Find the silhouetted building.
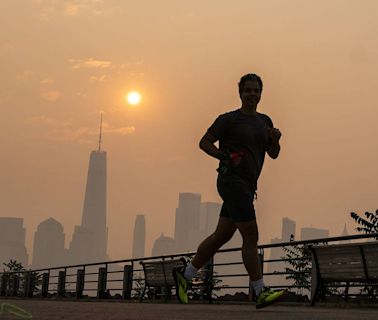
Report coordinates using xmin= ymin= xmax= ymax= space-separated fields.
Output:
xmin=340 ymin=223 xmax=351 ymax=243
xmin=199 ymin=202 xmax=222 ymax=238
xmin=151 ymin=233 xmax=176 ymax=256
xmin=68 ymin=117 xmax=108 ymax=264
xmin=266 ymin=217 xmax=296 ymax=286
xmin=281 ymin=217 xmax=296 ymax=242
xmin=0 ymin=217 xmax=28 ymax=267
xmin=32 ymin=218 xmax=66 ymax=268
xmin=132 ymin=215 xmax=146 ymax=259
xmin=300 ymin=227 xmax=329 ymax=241
xmin=174 ymin=193 xmax=201 ymax=252
xmin=267 ymin=237 xmax=283 ymax=274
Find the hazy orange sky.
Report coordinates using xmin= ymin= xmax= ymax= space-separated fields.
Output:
xmin=1 ymin=1 xmax=378 ymax=261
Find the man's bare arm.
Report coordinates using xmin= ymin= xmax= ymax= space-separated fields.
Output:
xmin=267 ymin=127 xmax=281 ymax=159
xmin=267 ymin=140 xmax=280 ymax=159
xmin=199 ymin=132 xmax=225 ymax=160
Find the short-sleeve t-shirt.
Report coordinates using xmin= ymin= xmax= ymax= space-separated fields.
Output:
xmin=207 ymin=109 xmax=274 ymax=190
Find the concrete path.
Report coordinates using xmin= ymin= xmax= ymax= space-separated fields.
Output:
xmin=0 ymin=299 xmax=377 ymax=320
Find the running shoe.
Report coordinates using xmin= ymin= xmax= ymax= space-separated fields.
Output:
xmin=256 ymin=287 xmax=285 ymax=309
xmin=173 ymin=267 xmax=189 ymax=304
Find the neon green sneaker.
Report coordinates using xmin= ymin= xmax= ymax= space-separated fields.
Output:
xmin=256 ymin=287 xmax=285 ymax=309
xmin=173 ymin=268 xmax=189 ymax=304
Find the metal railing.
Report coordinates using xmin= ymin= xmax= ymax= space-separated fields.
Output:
xmin=1 ymin=233 xmax=377 ymax=302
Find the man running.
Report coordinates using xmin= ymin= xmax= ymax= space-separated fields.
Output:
xmin=173 ymin=73 xmax=285 ymax=309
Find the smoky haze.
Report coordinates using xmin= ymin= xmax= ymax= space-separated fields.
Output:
xmin=0 ymin=1 xmax=377 ymax=262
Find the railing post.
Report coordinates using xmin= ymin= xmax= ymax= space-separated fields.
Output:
xmin=57 ymin=270 xmax=66 ymax=297
xmin=76 ymin=269 xmax=85 ymax=299
xmin=122 ymin=265 xmax=133 ymax=300
xmin=259 ymin=249 xmax=265 ymax=277
xmin=11 ymin=273 xmax=20 ymax=296
xmin=201 ymin=257 xmax=214 ymax=302
xmin=0 ymin=273 xmax=9 ymax=296
xmin=97 ymin=267 xmax=107 ymax=299
xmin=41 ymin=272 xmax=49 ymax=298
xmin=23 ymin=271 xmax=33 ymax=298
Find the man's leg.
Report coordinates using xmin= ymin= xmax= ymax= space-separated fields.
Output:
xmin=173 ymin=217 xmax=236 ymax=304
xmin=236 ymin=219 xmax=285 ymax=308
xmin=191 ymin=217 xmax=237 ymax=270
xmin=235 ymin=219 xmax=261 ymax=281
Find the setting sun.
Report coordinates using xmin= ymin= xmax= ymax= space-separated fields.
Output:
xmin=126 ymin=91 xmax=142 ymax=105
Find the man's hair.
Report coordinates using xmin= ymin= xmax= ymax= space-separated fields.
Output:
xmin=238 ymin=73 xmax=263 ymax=96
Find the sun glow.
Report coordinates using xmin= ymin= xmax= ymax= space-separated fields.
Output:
xmin=126 ymin=91 xmax=142 ymax=105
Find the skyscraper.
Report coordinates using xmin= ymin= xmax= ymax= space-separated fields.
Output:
xmin=267 ymin=237 xmax=284 ymax=267
xmin=267 ymin=217 xmax=296 ymax=282
xmin=200 ymin=202 xmax=222 ymax=238
xmin=341 ymin=223 xmax=349 ymax=237
xmin=0 ymin=217 xmax=28 ymax=267
xmin=132 ymin=215 xmax=146 ymax=259
xmin=151 ymin=233 xmax=176 ymax=257
xmin=174 ymin=192 xmax=201 ymax=252
xmin=68 ymin=116 xmax=108 ymax=264
xmin=340 ymin=223 xmax=351 ymax=244
xmin=281 ymin=217 xmax=296 ymax=242
xmin=32 ymin=218 xmax=66 ymax=268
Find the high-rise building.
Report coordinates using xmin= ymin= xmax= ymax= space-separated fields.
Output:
xmin=267 ymin=237 xmax=284 ymax=273
xmin=0 ymin=217 xmax=28 ymax=267
xmin=340 ymin=223 xmax=351 ymax=243
xmin=32 ymin=218 xmax=66 ymax=268
xmin=132 ymin=215 xmax=146 ymax=259
xmin=151 ymin=233 xmax=176 ymax=256
xmin=281 ymin=217 xmax=296 ymax=242
xmin=266 ymin=217 xmax=296 ymax=286
xmin=174 ymin=193 xmax=201 ymax=252
xmin=68 ymin=116 xmax=108 ymax=264
xmin=300 ymin=227 xmax=329 ymax=241
xmin=341 ymin=223 xmax=349 ymax=237
xmin=200 ymin=202 xmax=222 ymax=238
xmin=199 ymin=201 xmax=241 ymax=250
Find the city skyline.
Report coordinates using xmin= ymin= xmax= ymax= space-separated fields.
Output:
xmin=0 ymin=140 xmax=358 ymax=264
xmin=1 ymin=1 xmax=377 ymax=261
xmin=0 ymin=203 xmax=351 ymax=267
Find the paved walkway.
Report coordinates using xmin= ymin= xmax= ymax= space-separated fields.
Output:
xmin=0 ymin=299 xmax=377 ymax=320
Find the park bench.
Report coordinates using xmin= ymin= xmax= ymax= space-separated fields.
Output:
xmin=310 ymin=241 xmax=378 ymax=305
xmin=140 ymin=257 xmax=213 ymax=302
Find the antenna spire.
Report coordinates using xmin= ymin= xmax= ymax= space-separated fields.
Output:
xmin=98 ymin=113 xmax=103 ymax=152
